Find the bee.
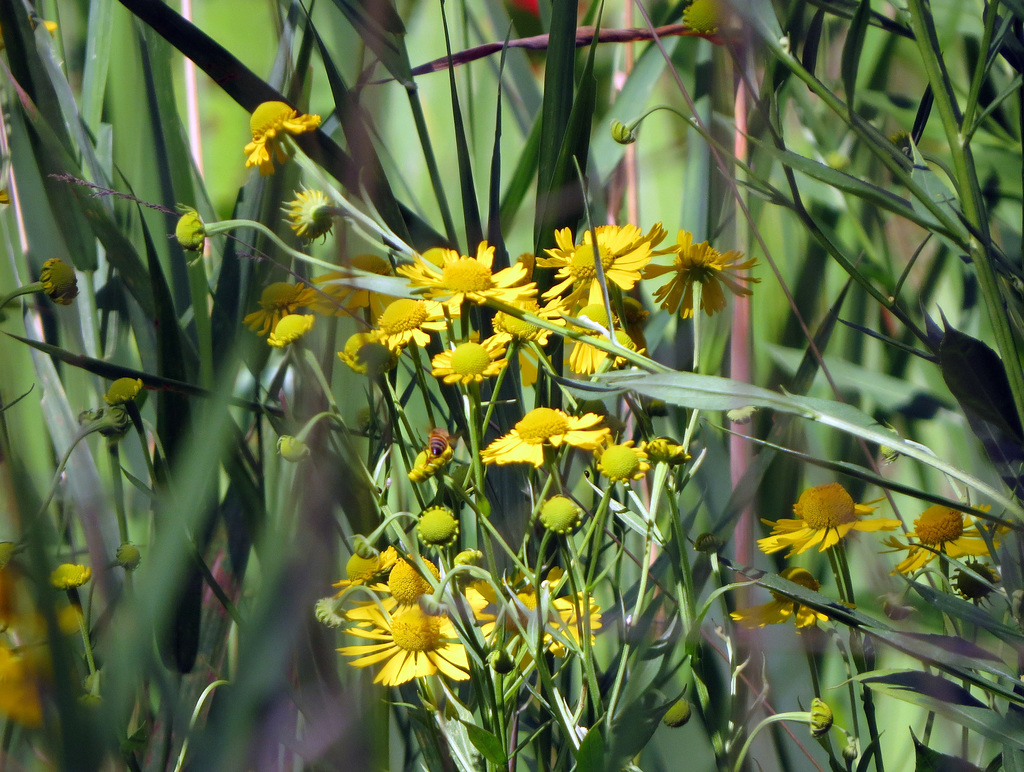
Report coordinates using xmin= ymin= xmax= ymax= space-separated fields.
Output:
xmin=427 ymin=428 xmax=453 ymax=457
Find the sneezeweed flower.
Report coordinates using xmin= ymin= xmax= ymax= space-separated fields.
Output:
xmin=430 ymin=337 xmax=507 ymax=385
xmin=337 ymin=331 xmax=397 ymax=377
xmin=244 ymin=101 xmax=322 ymax=175
xmin=465 ymin=569 xmax=602 ymax=657
xmin=374 ymin=298 xmax=448 ymax=350
xmin=338 ymin=603 xmax=470 ymax=685
xmin=882 ymin=504 xmax=998 ymax=575
xmin=757 ymin=483 xmax=899 ymax=557
xmin=243 ymin=282 xmax=318 ymax=336
xmin=115 ymin=543 xmax=142 ymax=571
xmin=596 ymin=441 xmax=650 ymax=483
xmin=567 ymin=304 xmax=642 ymax=374
xmin=332 ymin=546 xmax=398 ymax=594
xmin=284 ymin=189 xmax=334 ymax=241
xmin=953 ymin=560 xmax=999 ymax=601
xmin=314 ymin=254 xmax=396 ymax=318
xmin=539 ymin=496 xmax=583 ymax=535
xmin=643 ymin=437 xmax=690 ymax=466
xmin=418 ymin=506 xmax=459 ymax=548
xmin=810 ymin=698 xmax=834 ymax=738
xmin=40 ymin=258 xmax=79 ymax=305
xmin=682 ymin=0 xmax=721 ymax=34
xmin=644 ymin=230 xmax=759 ymax=318
xmin=175 ymin=206 xmax=205 ymax=252
xmin=729 ymin=567 xmax=830 ymax=629
xmin=267 ymin=314 xmax=315 ymax=348
xmin=538 ymin=223 xmax=665 ymax=308
xmin=491 ymin=297 xmax=565 ymax=347
xmin=50 ymin=563 xmax=92 ymax=590
xmin=277 ymin=435 xmax=310 ymax=462
xmin=621 ymin=296 xmax=649 ymax=350
xmin=388 ymin=557 xmax=441 ymax=606
xmin=397 ymin=241 xmax=535 ymax=307
xmin=408 ymin=444 xmax=454 ymax=483
xmin=481 ymin=407 xmax=609 ymax=467
xmin=104 ymin=377 xmax=142 ymax=406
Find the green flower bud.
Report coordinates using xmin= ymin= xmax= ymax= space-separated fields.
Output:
xmin=810 ymin=698 xmax=833 ymax=738
xmin=418 ymin=506 xmax=459 ymax=547
xmin=352 ymin=536 xmax=376 ymax=560
xmin=662 ymin=699 xmax=692 ymax=728
xmin=277 ymin=435 xmax=310 ymax=462
xmin=175 ymin=206 xmax=206 ymax=252
xmin=314 ymin=596 xmax=346 ymax=627
xmin=454 ymin=549 xmax=483 ymax=567
xmin=40 ymin=258 xmax=79 ymax=305
xmin=693 ymin=532 xmax=723 ymax=553
xmin=488 ymin=649 xmax=515 ymax=674
xmin=115 ymin=542 xmax=142 ymax=571
xmin=610 ymin=119 xmax=637 ymax=145
xmin=539 ymin=496 xmax=583 ymax=535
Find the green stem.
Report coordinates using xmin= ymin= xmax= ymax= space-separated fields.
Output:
xmin=108 ymin=442 xmax=129 ymax=543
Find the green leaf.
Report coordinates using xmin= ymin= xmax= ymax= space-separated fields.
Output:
xmin=463 ymin=723 xmax=507 ymax=767
xmin=801 ymin=9 xmax=826 ymax=76
xmin=912 ymin=729 xmax=985 ymax=772
xmin=909 ymin=583 xmax=1024 ymax=648
xmin=575 ymin=726 xmax=605 ymax=772
xmin=840 ymin=0 xmax=872 ymax=109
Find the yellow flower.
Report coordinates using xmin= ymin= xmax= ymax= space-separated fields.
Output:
xmin=244 ymin=101 xmax=321 ymax=175
xmin=431 ymin=337 xmax=507 ymax=385
xmin=0 ymin=645 xmax=43 ymax=727
xmin=566 ymin=304 xmax=643 ymax=375
xmin=284 ymin=189 xmax=334 ymax=241
xmin=313 ymin=254 xmax=396 ymax=318
xmin=338 ymin=604 xmax=469 ymax=685
xmin=40 ymin=258 xmax=78 ymax=305
xmin=375 ymin=297 xmax=449 ymax=350
xmin=642 ymin=437 xmax=690 ymax=466
xmin=332 ymin=546 xmax=398 ymax=595
xmin=398 ymin=241 xmax=536 ymax=307
xmin=596 ymin=441 xmax=650 ymax=482
xmin=882 ymin=504 xmax=999 ymax=575
xmin=491 ymin=297 xmax=565 ymax=347
xmin=104 ymin=377 xmax=143 ymax=406
xmin=418 ymin=506 xmax=459 ymax=547
xmin=682 ymin=0 xmax=721 ymax=34
xmin=243 ymin=282 xmax=318 ymax=336
xmin=757 ymin=483 xmax=899 ymax=557
xmin=465 ymin=569 xmax=602 ymax=658
xmin=538 ymin=223 xmax=664 ymax=309
xmin=729 ymin=567 xmax=830 ymax=629
xmin=644 ymin=230 xmax=759 ymax=318
xmin=337 ymin=331 xmax=397 ymax=376
xmin=386 ymin=557 xmax=441 ymax=606
xmin=50 ymin=563 xmax=92 ymax=590
xmin=0 ymin=20 xmax=58 ymax=52
xmin=481 ymin=408 xmax=610 ymax=467
xmin=267 ymin=314 xmax=315 ymax=348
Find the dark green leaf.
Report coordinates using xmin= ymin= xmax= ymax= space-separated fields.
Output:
xmin=463 ymin=723 xmax=507 ymax=767
xmin=575 ymin=726 xmax=605 ymax=772
xmin=840 ymin=0 xmax=871 ymax=108
xmin=802 ymin=9 xmax=827 ymax=77
xmin=912 ymin=730 xmax=984 ymax=772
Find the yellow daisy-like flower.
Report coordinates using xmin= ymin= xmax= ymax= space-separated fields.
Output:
xmin=465 ymin=569 xmax=602 ymax=658
xmin=337 ymin=331 xmax=397 ymax=376
xmin=481 ymin=408 xmax=610 ymax=467
xmin=375 ymin=297 xmax=449 ymax=350
xmin=244 ymin=101 xmax=321 ymax=175
xmin=430 ymin=337 xmax=507 ymax=385
xmin=730 ymin=567 xmax=830 ymax=629
xmin=882 ymin=504 xmax=999 ymax=575
xmin=50 ymin=563 xmax=91 ymax=590
xmin=104 ymin=377 xmax=143 ymax=405
xmin=284 ymin=189 xmax=334 ymax=241
xmin=538 ymin=223 xmax=665 ymax=309
xmin=644 ymin=230 xmax=759 ymax=319
xmin=398 ymin=241 xmax=536 ymax=307
xmin=332 ymin=546 xmax=398 ymax=595
xmin=642 ymin=437 xmax=690 ymax=466
xmin=758 ymin=483 xmax=900 ymax=557
xmin=314 ymin=254 xmax=396 ymax=318
xmin=243 ymin=282 xmax=319 ymax=336
xmin=267 ymin=314 xmax=315 ymax=348
xmin=338 ymin=604 xmax=470 ymax=685
xmin=596 ymin=441 xmax=650 ymax=482
xmin=566 ymin=304 xmax=643 ymax=375
xmin=491 ymin=297 xmax=565 ymax=347
xmin=40 ymin=258 xmax=78 ymax=305
xmin=387 ymin=557 xmax=441 ymax=606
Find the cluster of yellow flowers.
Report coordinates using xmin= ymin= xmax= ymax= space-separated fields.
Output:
xmin=732 ymin=482 xmax=1004 ymax=629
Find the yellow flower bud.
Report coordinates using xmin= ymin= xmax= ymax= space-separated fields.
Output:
xmin=51 ymin=563 xmax=92 ymax=589
xmin=104 ymin=377 xmax=143 ymax=406
xmin=175 ymin=206 xmax=206 ymax=252
xmin=610 ymin=119 xmax=637 ymax=145
xmin=40 ymin=258 xmax=78 ymax=305
xmin=277 ymin=435 xmax=310 ymax=462
xmin=810 ymin=698 xmax=833 ymax=738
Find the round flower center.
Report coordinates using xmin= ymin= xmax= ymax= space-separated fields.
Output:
xmin=250 ymin=101 xmax=293 ymax=135
xmin=450 ymin=342 xmax=491 ymax=377
xmin=495 ymin=311 xmax=540 ymax=340
xmin=419 ymin=507 xmax=459 ymax=546
xmin=441 ymin=259 xmax=493 ymax=292
xmin=390 ymin=607 xmax=443 ymax=652
xmin=379 ymin=299 xmax=428 ymax=334
xmin=795 ymin=483 xmax=857 ymax=529
xmin=578 ymin=304 xmax=611 ymax=328
xmin=388 ymin=558 xmax=440 ymax=605
xmin=914 ymin=506 xmax=965 ymax=545
xmin=261 ymin=282 xmax=302 ymax=309
xmin=569 ymin=245 xmax=615 ymax=282
xmin=769 ymin=566 xmax=820 ymax=603
xmin=599 ymin=444 xmax=641 ymax=480
xmin=683 ymin=0 xmax=720 ymax=34
xmin=540 ymin=496 xmax=583 ymax=534
xmin=515 ymin=408 xmax=570 ymax=442
xmin=676 ymin=244 xmax=720 ymax=284
xmin=346 ymin=552 xmax=380 ymax=582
